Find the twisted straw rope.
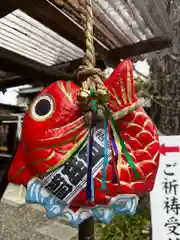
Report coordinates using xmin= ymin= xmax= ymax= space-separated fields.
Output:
xmin=79 ymin=0 xmax=95 ymax=68
xmin=77 ymin=0 xmax=108 ymax=123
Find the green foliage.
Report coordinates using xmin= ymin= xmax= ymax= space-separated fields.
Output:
xmin=96 ymin=212 xmax=150 ymax=240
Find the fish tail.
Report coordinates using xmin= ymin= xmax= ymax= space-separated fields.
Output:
xmin=8 ymin=141 xmax=32 ymax=186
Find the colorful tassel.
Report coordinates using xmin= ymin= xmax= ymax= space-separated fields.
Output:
xmin=101 ymin=113 xmax=108 ymax=190
xmin=111 ymin=133 xmax=119 ymax=183
xmin=105 ymin=105 xmax=140 ymax=179
xmin=86 ymin=125 xmax=94 ymax=201
xmin=109 ymin=125 xmax=122 ymax=189
xmin=86 ymin=89 xmax=97 ymax=201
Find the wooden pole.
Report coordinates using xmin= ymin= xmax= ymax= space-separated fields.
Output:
xmin=78 ymin=217 xmax=95 ymax=240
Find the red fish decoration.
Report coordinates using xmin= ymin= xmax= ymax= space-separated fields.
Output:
xmin=8 ymin=59 xmax=160 ymax=210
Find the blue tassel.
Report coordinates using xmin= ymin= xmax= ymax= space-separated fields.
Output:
xmin=86 ymin=96 xmax=96 ymax=201
xmin=86 ymin=126 xmax=94 ymax=201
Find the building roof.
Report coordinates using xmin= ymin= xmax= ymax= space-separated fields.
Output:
xmin=0 ymin=0 xmax=174 ymax=89
xmin=0 ymin=9 xmax=84 ymax=66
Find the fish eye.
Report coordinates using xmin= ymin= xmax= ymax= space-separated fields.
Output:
xmin=30 ymin=95 xmax=55 ymax=121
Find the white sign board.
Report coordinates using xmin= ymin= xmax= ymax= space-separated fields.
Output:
xmin=151 ymin=136 xmax=180 ymax=240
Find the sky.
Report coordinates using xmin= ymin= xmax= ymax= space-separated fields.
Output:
xmin=0 ymin=85 xmax=31 ymax=106
xmin=0 ymin=60 xmax=150 ymax=106
xmin=134 ymin=59 xmax=150 ymax=77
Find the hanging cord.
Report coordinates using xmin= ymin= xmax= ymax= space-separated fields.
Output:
xmin=77 ymin=0 xmax=110 ymax=200
xmin=76 ymin=0 xmax=140 ymax=200
xmin=77 ymin=0 xmax=108 ymax=124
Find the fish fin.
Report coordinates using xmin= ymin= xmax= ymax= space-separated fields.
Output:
xmin=105 ymin=59 xmax=137 ymax=113
xmin=8 ymin=140 xmax=32 ymax=186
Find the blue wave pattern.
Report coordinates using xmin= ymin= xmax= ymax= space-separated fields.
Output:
xmin=26 ymin=178 xmax=139 ymax=228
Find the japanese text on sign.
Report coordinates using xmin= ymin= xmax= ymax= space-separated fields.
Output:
xmin=163 ymin=163 xmax=180 ymax=238
xmin=42 ymin=122 xmax=111 ymax=205
xmin=151 ymin=136 xmax=180 ymax=240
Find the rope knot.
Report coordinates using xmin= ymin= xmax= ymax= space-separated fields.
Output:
xmin=77 ymin=65 xmax=109 ymax=124
xmin=77 ymin=65 xmax=108 ymax=103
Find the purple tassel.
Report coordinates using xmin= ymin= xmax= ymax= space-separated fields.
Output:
xmin=111 ymin=134 xmax=118 ymax=184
